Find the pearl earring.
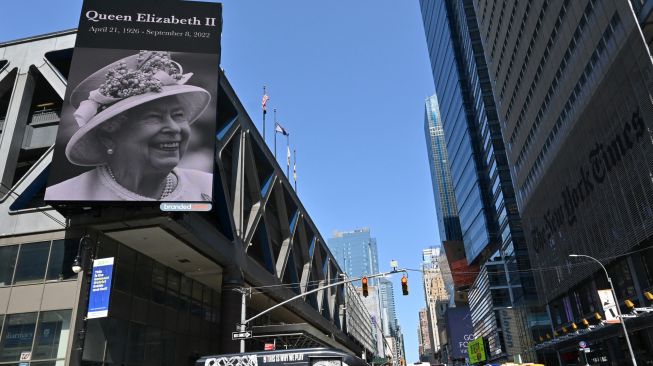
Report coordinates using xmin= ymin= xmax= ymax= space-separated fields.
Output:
xmin=107 ymin=148 xmax=114 ymax=155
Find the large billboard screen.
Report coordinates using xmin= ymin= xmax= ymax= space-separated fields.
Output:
xmin=45 ymin=0 xmax=221 ymax=203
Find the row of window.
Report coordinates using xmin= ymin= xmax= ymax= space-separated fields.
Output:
xmin=514 ymin=0 xmax=598 ymax=169
xmin=520 ymin=13 xmax=621 ymax=200
xmin=488 ymin=1 xmax=531 ymax=79
xmin=508 ymin=0 xmax=573 ymax=147
xmin=0 ymin=310 xmax=71 ymax=364
xmin=499 ymin=0 xmax=550 ymax=107
xmin=488 ymin=0 xmax=511 ymax=63
xmin=495 ymin=1 xmax=532 ymax=90
xmin=0 ymin=240 xmax=77 ymax=287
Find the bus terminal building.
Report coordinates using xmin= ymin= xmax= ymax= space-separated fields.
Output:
xmin=0 ymin=30 xmax=378 ymax=366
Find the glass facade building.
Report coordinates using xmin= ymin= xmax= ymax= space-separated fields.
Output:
xmin=328 ymin=228 xmax=379 ymax=281
xmin=420 ymin=0 xmax=538 ymax=360
xmin=424 ymin=95 xmax=462 ymax=242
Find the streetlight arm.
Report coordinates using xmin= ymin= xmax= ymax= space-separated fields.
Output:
xmin=569 ymin=253 xmax=638 ymax=366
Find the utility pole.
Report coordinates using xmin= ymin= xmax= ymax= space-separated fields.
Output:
xmin=234 ymin=287 xmax=251 ymax=352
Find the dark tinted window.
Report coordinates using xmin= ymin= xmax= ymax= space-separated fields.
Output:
xmin=0 ymin=245 xmax=18 ymax=286
xmin=46 ymin=239 xmax=77 ymax=281
xmin=32 ymin=310 xmax=71 ymax=360
xmin=0 ymin=312 xmax=38 ymax=362
xmin=151 ymin=263 xmax=166 ymax=305
xmin=14 ymin=242 xmax=50 ymax=285
xmin=133 ymin=254 xmax=152 ymax=300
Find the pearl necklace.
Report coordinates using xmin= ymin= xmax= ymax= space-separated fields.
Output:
xmin=105 ymin=165 xmax=175 ymax=199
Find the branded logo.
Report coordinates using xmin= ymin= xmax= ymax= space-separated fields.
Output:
xmin=530 ymin=108 xmax=647 ymax=253
xmin=160 ymin=202 xmax=212 ymax=212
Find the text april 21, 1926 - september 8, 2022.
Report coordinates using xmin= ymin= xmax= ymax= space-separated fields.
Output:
xmin=88 ymin=25 xmax=211 ymax=39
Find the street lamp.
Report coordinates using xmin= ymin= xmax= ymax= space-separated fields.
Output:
xmin=569 ymin=254 xmax=638 ymax=366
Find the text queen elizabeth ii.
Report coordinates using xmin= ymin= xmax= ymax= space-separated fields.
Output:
xmin=45 ymin=51 xmax=213 ymax=202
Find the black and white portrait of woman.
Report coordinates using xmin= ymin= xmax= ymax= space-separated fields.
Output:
xmin=45 ymin=49 xmax=218 ymax=202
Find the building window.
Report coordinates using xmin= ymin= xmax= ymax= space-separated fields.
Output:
xmin=45 ymin=240 xmax=77 ymax=282
xmin=13 ymin=242 xmax=50 ymax=285
xmin=0 ymin=245 xmax=18 ymax=286
xmin=31 ymin=310 xmax=71 ymax=361
xmin=0 ymin=310 xmax=71 ymax=364
xmin=0 ymin=312 xmax=39 ymax=362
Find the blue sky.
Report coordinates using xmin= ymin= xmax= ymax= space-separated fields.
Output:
xmin=1 ymin=1 xmax=438 ymax=362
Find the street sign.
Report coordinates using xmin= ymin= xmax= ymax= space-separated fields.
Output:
xmin=578 ymin=341 xmax=587 ymax=349
xmin=232 ymin=331 xmax=253 ymax=340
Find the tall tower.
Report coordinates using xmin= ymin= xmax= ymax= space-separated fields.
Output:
xmin=328 ymin=228 xmax=379 ymax=280
xmin=419 ymin=0 xmax=536 ymax=360
xmin=475 ymin=0 xmax=653 ymax=363
xmin=424 ymin=95 xmax=462 ymax=242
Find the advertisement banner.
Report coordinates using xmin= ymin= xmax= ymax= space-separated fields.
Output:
xmin=467 ymin=337 xmax=487 ymax=364
xmin=45 ymin=0 xmax=222 ymax=203
xmin=87 ymin=257 xmax=114 ymax=319
xmin=445 ymin=306 xmax=474 ymax=359
xmin=597 ymin=289 xmax=620 ymax=323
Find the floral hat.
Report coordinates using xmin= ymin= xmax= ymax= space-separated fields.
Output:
xmin=65 ymin=50 xmax=211 ymax=166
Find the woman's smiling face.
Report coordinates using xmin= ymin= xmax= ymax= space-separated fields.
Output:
xmin=109 ymin=95 xmax=191 ymax=174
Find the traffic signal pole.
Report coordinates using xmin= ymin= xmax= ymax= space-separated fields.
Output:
xmin=237 ymin=268 xmax=408 ymax=362
xmin=242 ymin=269 xmax=406 ymax=326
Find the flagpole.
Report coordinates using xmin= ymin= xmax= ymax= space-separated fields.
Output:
xmin=262 ymin=85 xmax=267 ymax=143
xmin=274 ymin=109 xmax=277 ymax=159
xmin=286 ymin=134 xmax=290 ymax=178
xmin=294 ymin=149 xmax=297 ymax=192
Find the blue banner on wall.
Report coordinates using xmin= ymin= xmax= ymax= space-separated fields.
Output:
xmin=87 ymin=257 xmax=114 ymax=319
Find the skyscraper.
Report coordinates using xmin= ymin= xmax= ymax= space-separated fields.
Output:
xmin=328 ymin=228 xmax=379 ymax=280
xmin=328 ymin=228 xmax=402 ymax=357
xmin=476 ymin=0 xmax=653 ymax=363
xmin=420 ymin=0 xmax=537 ymax=360
xmin=421 ymin=247 xmax=452 ymax=362
xmin=417 ymin=308 xmax=432 ymax=362
xmin=378 ymin=278 xmax=398 ymax=334
xmin=424 ymin=95 xmax=462 ymax=242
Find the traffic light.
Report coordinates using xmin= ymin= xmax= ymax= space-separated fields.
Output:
xmin=401 ymin=275 xmax=408 ymax=295
xmin=362 ymin=276 xmax=369 ymax=297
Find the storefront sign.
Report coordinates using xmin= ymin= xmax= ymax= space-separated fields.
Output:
xmin=87 ymin=257 xmax=114 ymax=319
xmin=45 ymin=0 xmax=222 ymax=204
xmin=467 ymin=337 xmax=487 ymax=364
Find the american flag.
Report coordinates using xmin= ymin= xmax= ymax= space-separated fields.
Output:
xmin=262 ymin=94 xmax=270 ymax=114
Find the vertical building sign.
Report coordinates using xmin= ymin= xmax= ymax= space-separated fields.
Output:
xmin=597 ymin=289 xmax=620 ymax=323
xmin=87 ymin=257 xmax=114 ymax=319
xmin=45 ymin=0 xmax=222 ymax=204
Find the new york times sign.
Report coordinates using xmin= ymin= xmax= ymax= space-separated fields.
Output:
xmin=530 ymin=109 xmax=647 ymax=254
xmin=45 ymin=0 xmax=221 ymax=204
